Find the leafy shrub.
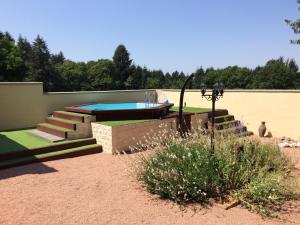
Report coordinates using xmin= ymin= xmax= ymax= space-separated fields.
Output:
xmin=137 ymin=135 xmax=297 ymax=216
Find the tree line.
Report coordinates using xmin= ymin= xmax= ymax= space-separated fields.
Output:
xmin=0 ymin=31 xmax=299 ymax=91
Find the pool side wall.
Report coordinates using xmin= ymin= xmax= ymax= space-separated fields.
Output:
xmin=65 ymin=103 xmax=173 ymax=121
xmin=91 ymin=118 xmax=178 ymax=154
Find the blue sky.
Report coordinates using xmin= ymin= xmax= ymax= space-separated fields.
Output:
xmin=0 ymin=0 xmax=299 ymax=73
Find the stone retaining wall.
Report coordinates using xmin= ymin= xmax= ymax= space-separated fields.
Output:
xmin=91 ymin=118 xmax=177 ymax=154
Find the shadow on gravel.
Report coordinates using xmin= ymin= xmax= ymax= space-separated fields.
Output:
xmin=0 ymin=163 xmax=57 ymax=180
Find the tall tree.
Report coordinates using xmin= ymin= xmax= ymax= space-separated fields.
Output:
xmin=51 ymin=51 xmax=65 ymax=65
xmin=192 ymin=67 xmax=205 ymax=89
xmin=0 ymin=32 xmax=26 ymax=81
xmin=31 ymin=35 xmax=53 ymax=91
xmin=17 ymin=36 xmax=33 ymax=79
xmin=112 ymin=44 xmax=132 ymax=88
xmin=285 ymin=0 xmax=300 ymax=44
xmin=126 ymin=65 xmax=145 ymax=89
xmin=56 ymin=60 xmax=88 ymax=91
xmin=252 ymin=58 xmax=298 ymax=89
xmin=286 ymin=58 xmax=299 ymax=73
xmin=88 ymin=59 xmax=115 ymax=90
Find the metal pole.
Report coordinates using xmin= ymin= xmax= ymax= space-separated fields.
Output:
xmin=211 ymin=91 xmax=216 ymax=153
xmin=179 ymin=74 xmax=194 ymax=135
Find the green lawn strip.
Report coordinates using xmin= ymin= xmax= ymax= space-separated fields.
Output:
xmin=39 ymin=123 xmax=73 ymax=132
xmin=172 ymin=106 xmax=211 ymax=113
xmin=0 ymin=144 xmax=100 ymax=167
xmin=50 ymin=117 xmax=80 ymax=124
xmin=0 ymin=130 xmax=52 ymax=153
xmin=55 ymin=111 xmax=88 ymax=117
xmin=96 ymin=119 xmax=151 ymax=127
xmin=0 ymin=129 xmax=94 ymax=154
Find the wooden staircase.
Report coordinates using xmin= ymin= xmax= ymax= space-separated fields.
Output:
xmin=208 ymin=110 xmax=253 ymax=136
xmin=36 ymin=111 xmax=96 ymax=140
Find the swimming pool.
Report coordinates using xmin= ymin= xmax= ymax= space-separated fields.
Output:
xmin=65 ymin=102 xmax=174 ymax=121
xmin=79 ymin=103 xmax=162 ymax=111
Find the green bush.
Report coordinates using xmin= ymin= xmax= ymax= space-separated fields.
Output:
xmin=137 ymin=135 xmax=297 ymax=216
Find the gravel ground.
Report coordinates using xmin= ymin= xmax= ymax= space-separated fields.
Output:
xmin=0 ymin=149 xmax=299 ymax=225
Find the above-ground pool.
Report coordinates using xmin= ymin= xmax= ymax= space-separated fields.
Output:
xmin=65 ymin=102 xmax=174 ymax=121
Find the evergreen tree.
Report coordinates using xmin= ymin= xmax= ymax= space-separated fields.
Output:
xmin=51 ymin=51 xmax=65 ymax=65
xmin=192 ymin=67 xmax=205 ymax=89
xmin=112 ymin=44 xmax=132 ymax=88
xmin=1 ymin=30 xmax=300 ymax=90
xmin=31 ymin=35 xmax=53 ymax=91
xmin=126 ymin=65 xmax=144 ymax=89
xmin=17 ymin=36 xmax=33 ymax=79
xmin=286 ymin=58 xmax=299 ymax=73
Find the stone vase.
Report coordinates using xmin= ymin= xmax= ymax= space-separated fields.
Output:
xmin=258 ymin=121 xmax=266 ymax=137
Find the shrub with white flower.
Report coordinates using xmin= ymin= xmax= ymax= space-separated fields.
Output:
xmin=135 ymin=133 xmax=298 ymax=217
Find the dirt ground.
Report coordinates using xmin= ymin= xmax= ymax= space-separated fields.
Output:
xmin=0 ymin=146 xmax=300 ymax=225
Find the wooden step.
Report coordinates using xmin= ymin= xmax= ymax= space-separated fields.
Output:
xmin=236 ymin=131 xmax=254 ymax=137
xmin=215 ymin=120 xmax=241 ymax=130
xmin=53 ymin=111 xmax=86 ymax=123
xmin=208 ymin=109 xmax=228 ymax=118
xmin=0 ymin=138 xmax=97 ymax=161
xmin=46 ymin=117 xmax=78 ymax=130
xmin=0 ymin=144 xmax=102 ymax=170
xmin=214 ymin=115 xmax=235 ymax=123
xmin=218 ymin=126 xmax=248 ymax=135
xmin=37 ymin=123 xmax=72 ymax=138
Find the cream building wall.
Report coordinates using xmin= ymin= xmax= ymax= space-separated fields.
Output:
xmin=157 ymin=89 xmax=300 ymax=140
xmin=0 ymin=82 xmax=46 ymax=130
xmin=0 ymin=82 xmax=155 ymax=131
xmin=1 ymin=82 xmax=299 ymax=139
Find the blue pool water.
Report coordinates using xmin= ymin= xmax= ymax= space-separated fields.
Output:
xmin=79 ymin=103 xmax=162 ymax=111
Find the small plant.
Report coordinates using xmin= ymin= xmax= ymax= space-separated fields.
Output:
xmin=235 ymin=172 xmax=297 ymax=216
xmin=136 ymin=134 xmax=298 ymax=217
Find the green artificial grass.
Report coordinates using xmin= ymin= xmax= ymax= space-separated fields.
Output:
xmin=0 ymin=144 xmax=101 ymax=168
xmin=0 ymin=130 xmax=52 ymax=154
xmin=39 ymin=123 xmax=73 ymax=132
xmin=50 ymin=117 xmax=80 ymax=124
xmin=172 ymin=106 xmax=211 ymax=113
xmin=97 ymin=119 xmax=151 ymax=127
xmin=0 ymin=129 xmax=94 ymax=154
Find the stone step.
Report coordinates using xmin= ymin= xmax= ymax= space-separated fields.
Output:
xmin=37 ymin=123 xmax=73 ymax=138
xmin=46 ymin=117 xmax=79 ymax=130
xmin=0 ymin=144 xmax=102 ymax=170
xmin=28 ymin=129 xmax=65 ymax=142
xmin=53 ymin=111 xmax=86 ymax=123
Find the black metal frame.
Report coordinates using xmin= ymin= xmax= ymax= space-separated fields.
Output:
xmin=201 ymin=83 xmax=224 ymax=153
xmin=178 ymin=76 xmax=224 ymax=153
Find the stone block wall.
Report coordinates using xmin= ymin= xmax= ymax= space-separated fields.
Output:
xmin=91 ymin=118 xmax=177 ymax=154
